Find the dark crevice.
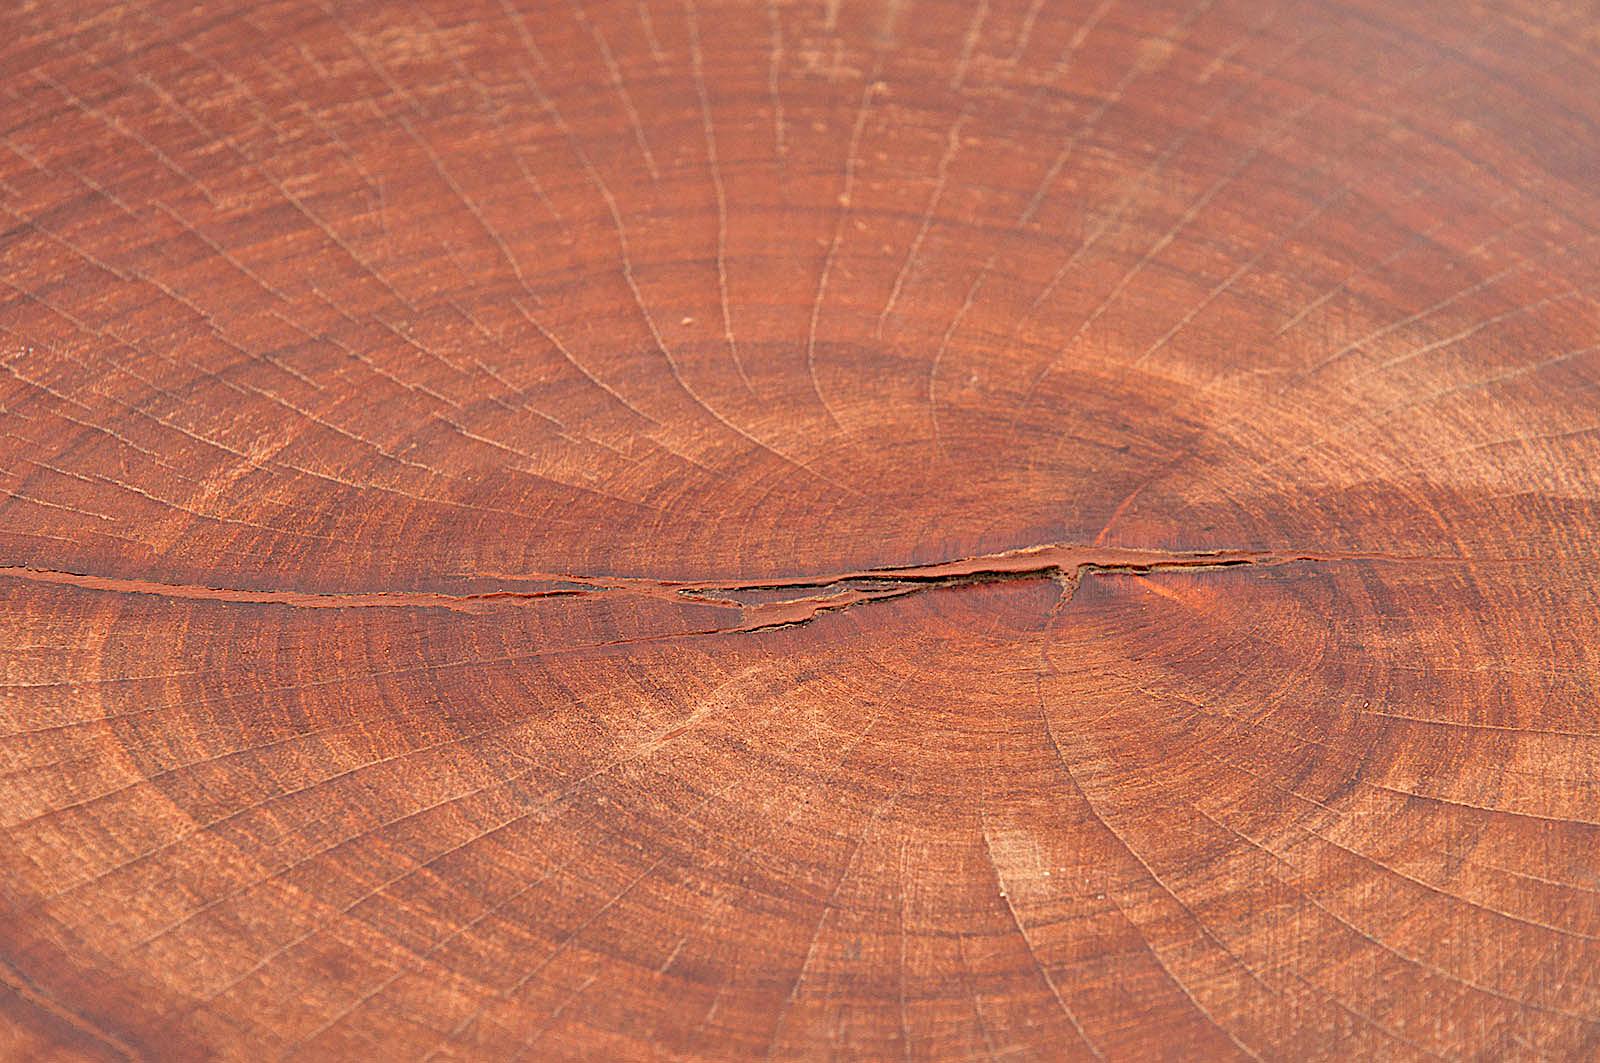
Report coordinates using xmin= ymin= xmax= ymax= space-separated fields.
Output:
xmin=0 ymin=545 xmax=1503 ymax=634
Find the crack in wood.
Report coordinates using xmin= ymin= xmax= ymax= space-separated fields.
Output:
xmin=0 ymin=545 xmax=1499 ymax=632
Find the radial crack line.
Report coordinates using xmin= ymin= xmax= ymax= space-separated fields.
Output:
xmin=0 ymin=545 xmax=1510 ymax=625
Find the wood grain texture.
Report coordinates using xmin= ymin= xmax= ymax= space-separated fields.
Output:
xmin=2 ymin=0 xmax=1598 ymax=1058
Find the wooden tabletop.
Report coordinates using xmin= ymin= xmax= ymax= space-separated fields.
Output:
xmin=2 ymin=0 xmax=1598 ymax=1058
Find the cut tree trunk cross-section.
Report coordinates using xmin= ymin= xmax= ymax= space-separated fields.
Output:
xmin=1 ymin=0 xmax=1598 ymax=1059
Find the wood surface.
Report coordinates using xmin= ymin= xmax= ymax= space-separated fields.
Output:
xmin=2 ymin=0 xmax=1599 ymax=1058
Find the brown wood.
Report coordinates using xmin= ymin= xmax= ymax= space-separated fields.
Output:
xmin=2 ymin=0 xmax=1598 ymax=1058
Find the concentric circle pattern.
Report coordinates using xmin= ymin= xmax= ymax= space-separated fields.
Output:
xmin=1 ymin=0 xmax=1598 ymax=1058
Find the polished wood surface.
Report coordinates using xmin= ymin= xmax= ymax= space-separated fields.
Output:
xmin=2 ymin=0 xmax=1599 ymax=1058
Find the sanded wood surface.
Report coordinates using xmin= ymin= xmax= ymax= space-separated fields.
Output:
xmin=2 ymin=0 xmax=1599 ymax=1058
